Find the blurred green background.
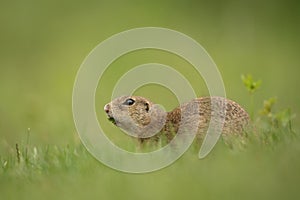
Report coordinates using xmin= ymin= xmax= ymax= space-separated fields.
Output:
xmin=1 ymin=0 xmax=300 ymax=200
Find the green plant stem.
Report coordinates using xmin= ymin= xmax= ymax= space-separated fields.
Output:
xmin=250 ymin=93 xmax=254 ymax=120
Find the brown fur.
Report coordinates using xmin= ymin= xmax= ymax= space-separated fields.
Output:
xmin=104 ymin=96 xmax=250 ymax=143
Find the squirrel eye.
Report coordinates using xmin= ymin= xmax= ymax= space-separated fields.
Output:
xmin=124 ymin=98 xmax=135 ymax=106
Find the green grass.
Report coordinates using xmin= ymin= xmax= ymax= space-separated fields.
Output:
xmin=1 ymin=72 xmax=299 ymax=200
xmin=1 ymin=1 xmax=300 ymax=200
xmin=1 ymin=123 xmax=299 ymax=200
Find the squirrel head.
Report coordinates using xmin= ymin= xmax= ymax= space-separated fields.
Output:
xmin=104 ymin=96 xmax=166 ymax=138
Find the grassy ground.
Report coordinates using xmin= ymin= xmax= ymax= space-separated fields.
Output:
xmin=1 ymin=1 xmax=300 ymax=200
xmin=1 ymin=126 xmax=299 ymax=200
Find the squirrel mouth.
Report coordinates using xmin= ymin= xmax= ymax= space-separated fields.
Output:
xmin=108 ymin=117 xmax=116 ymax=125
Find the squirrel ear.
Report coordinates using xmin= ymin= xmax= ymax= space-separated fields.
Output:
xmin=144 ymin=102 xmax=149 ymax=112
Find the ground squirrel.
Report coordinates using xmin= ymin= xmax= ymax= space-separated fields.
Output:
xmin=104 ymin=96 xmax=250 ymax=143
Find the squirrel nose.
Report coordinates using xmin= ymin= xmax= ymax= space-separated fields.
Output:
xmin=104 ymin=104 xmax=110 ymax=113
